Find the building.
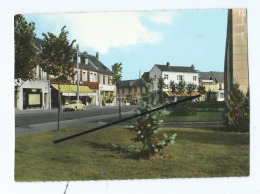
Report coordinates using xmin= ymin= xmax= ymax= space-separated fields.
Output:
xmin=15 ymin=38 xmax=51 ymax=110
xmin=119 ymin=78 xmax=147 ymax=104
xmin=149 ymin=62 xmax=199 ymax=92
xmin=224 ymin=9 xmax=249 ymax=99
xmin=15 ymin=37 xmax=116 ymax=109
xmin=50 ymin=52 xmax=116 ymax=107
xmin=199 ymin=71 xmax=225 ymax=101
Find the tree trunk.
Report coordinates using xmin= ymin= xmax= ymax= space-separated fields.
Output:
xmin=57 ymin=81 xmax=61 ymax=130
xmin=117 ymin=87 xmax=121 ymax=119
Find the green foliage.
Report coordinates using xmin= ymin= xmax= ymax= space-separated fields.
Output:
xmin=197 ymin=84 xmax=206 ymax=94
xmin=112 ymin=63 xmax=123 ymax=118
xmin=14 ymin=14 xmax=37 ymax=82
xmin=40 ymin=26 xmax=76 ymax=82
xmin=157 ymin=77 xmax=165 ymax=104
xmin=170 ymin=104 xmax=196 ymax=116
xmin=192 ymin=101 xmax=226 ymax=111
xmin=186 ymin=83 xmax=197 ymax=95
xmin=111 ymin=63 xmax=123 ymax=86
xmin=169 ymin=80 xmax=176 ymax=93
xmin=126 ymin=80 xmax=177 ymax=158
xmin=176 ymin=80 xmax=186 ymax=94
xmin=206 ymin=91 xmax=218 ymax=102
xmin=225 ymin=83 xmax=249 ymax=131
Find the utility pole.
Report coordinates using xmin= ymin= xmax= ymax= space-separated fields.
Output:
xmin=76 ymin=44 xmax=79 ymax=101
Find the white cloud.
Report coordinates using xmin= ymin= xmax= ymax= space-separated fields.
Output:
xmin=60 ymin=12 xmax=161 ymax=54
xmin=149 ymin=11 xmax=174 ymax=24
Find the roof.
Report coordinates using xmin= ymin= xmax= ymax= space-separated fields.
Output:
xmin=34 ymin=37 xmax=46 ymax=50
xmin=34 ymin=37 xmax=113 ymax=75
xmin=120 ymin=78 xmax=146 ymax=88
xmin=75 ymin=53 xmax=112 ymax=75
xmin=199 ymin=71 xmax=224 ymax=83
xmin=155 ymin=64 xmax=198 ymax=73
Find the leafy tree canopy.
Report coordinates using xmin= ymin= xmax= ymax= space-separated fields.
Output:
xmin=40 ymin=26 xmax=76 ymax=82
xmin=111 ymin=63 xmax=123 ymax=86
xmin=15 ymin=14 xmax=37 ymax=82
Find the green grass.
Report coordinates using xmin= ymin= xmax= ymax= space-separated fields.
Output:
xmin=15 ymin=125 xmax=249 ymax=181
xmin=161 ymin=111 xmax=225 ymax=122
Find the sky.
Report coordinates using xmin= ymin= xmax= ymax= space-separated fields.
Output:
xmin=24 ymin=9 xmax=228 ymax=80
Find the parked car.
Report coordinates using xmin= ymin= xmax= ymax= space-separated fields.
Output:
xmin=63 ymin=100 xmax=86 ymax=111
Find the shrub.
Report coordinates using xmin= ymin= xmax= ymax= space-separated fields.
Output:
xmin=126 ymin=81 xmax=177 ymax=159
xmin=206 ymin=91 xmax=218 ymax=102
xmin=225 ymin=83 xmax=249 ymax=131
xmin=170 ymin=104 xmax=196 ymax=116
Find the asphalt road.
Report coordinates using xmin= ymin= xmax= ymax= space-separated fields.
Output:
xmin=15 ymin=105 xmax=140 ymax=127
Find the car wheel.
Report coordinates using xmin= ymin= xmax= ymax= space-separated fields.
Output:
xmin=74 ymin=106 xmax=78 ymax=111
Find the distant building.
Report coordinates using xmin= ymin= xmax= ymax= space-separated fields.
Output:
xmin=119 ymin=78 xmax=147 ymax=104
xmin=149 ymin=62 xmax=199 ymax=91
xmin=199 ymin=71 xmax=225 ymax=101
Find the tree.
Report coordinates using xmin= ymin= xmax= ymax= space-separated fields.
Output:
xmin=126 ymin=78 xmax=177 ymax=159
xmin=197 ymin=83 xmax=206 ymax=94
xmin=112 ymin=63 xmax=123 ymax=119
xmin=169 ymin=80 xmax=176 ymax=93
xmin=40 ymin=26 xmax=76 ymax=130
xmin=225 ymin=83 xmax=249 ymax=131
xmin=157 ymin=77 xmax=165 ymax=104
xmin=14 ymin=14 xmax=37 ymax=84
xmin=186 ymin=82 xmax=197 ymax=95
xmin=176 ymin=80 xmax=186 ymax=94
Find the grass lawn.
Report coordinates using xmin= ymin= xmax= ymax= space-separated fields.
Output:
xmin=15 ymin=125 xmax=249 ymax=181
xmin=160 ymin=111 xmax=225 ymax=122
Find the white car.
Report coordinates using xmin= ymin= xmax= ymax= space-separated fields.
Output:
xmin=63 ymin=100 xmax=86 ymax=111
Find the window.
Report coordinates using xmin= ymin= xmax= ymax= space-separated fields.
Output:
xmin=177 ymin=75 xmax=184 ymax=80
xmin=193 ymin=76 xmax=197 ymax=81
xmin=220 ymin=92 xmax=224 ymax=99
xmin=82 ymin=71 xmax=88 ymax=81
xmin=90 ymin=72 xmax=97 ymax=82
xmin=164 ymin=74 xmax=169 ymax=80
xmin=105 ymin=75 xmax=108 ymax=85
xmin=99 ymin=74 xmax=103 ymax=84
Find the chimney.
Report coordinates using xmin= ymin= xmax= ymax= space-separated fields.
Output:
xmin=166 ymin=61 xmax=170 ymax=66
xmin=96 ymin=52 xmax=99 ymax=60
xmin=191 ymin=64 xmax=195 ymax=70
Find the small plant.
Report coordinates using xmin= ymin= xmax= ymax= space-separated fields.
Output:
xmin=126 ymin=79 xmax=177 ymax=159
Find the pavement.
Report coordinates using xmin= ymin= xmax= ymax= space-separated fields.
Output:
xmin=15 ymin=110 xmax=136 ymax=136
xmin=15 ymin=107 xmax=225 ymax=136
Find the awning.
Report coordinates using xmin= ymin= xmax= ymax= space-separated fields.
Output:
xmin=51 ymin=84 xmax=94 ymax=96
xmin=165 ymin=91 xmax=201 ymax=97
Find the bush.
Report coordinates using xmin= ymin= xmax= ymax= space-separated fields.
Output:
xmin=125 ymin=82 xmax=177 ymax=159
xmin=170 ymin=104 xmax=196 ymax=116
xmin=206 ymin=91 xmax=218 ymax=102
xmin=225 ymin=83 xmax=249 ymax=132
xmin=192 ymin=101 xmax=226 ymax=111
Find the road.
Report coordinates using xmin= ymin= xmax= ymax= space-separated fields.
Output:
xmin=15 ymin=105 xmax=140 ymax=127
xmin=15 ymin=105 xmax=225 ymax=136
xmin=15 ymin=105 xmax=140 ymax=136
